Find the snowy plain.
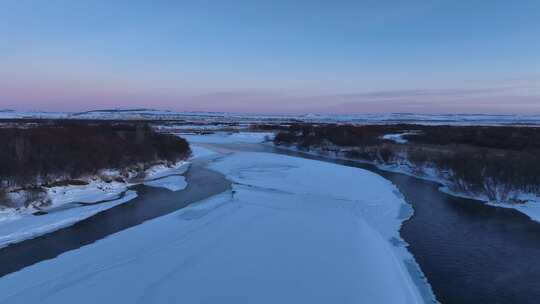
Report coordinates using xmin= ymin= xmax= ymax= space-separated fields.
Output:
xmin=0 ymin=133 xmax=433 ymax=303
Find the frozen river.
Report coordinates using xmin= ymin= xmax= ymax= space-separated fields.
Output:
xmin=1 ymin=140 xmax=540 ymax=303
xmin=0 ymin=143 xmax=427 ymax=303
xmin=220 ymin=142 xmax=540 ymax=304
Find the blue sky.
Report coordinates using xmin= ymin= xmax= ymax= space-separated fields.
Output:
xmin=1 ymin=0 xmax=539 ymax=113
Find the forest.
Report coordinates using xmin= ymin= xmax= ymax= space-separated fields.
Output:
xmin=0 ymin=122 xmax=190 ymax=191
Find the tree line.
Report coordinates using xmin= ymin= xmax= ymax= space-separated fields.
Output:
xmin=0 ymin=122 xmax=190 ymax=190
xmin=273 ymin=123 xmax=540 ymax=202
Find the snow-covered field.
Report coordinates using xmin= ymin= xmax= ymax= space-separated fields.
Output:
xmin=0 ymin=161 xmax=190 ymax=248
xmin=0 ymin=140 xmax=433 ymax=303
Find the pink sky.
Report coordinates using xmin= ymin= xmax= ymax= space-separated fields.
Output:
xmin=2 ymin=1 xmax=540 ymax=114
xmin=2 ymin=83 xmax=539 ymax=114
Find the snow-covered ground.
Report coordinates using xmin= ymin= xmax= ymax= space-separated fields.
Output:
xmin=143 ymin=161 xmax=189 ymax=181
xmin=382 ymin=131 xmax=421 ymax=144
xmin=0 ymin=161 xmax=190 ymax=248
xmin=0 ymin=110 xmax=67 ymax=120
xmin=438 ymin=187 xmax=540 ymax=223
xmin=144 ymin=176 xmax=187 ymax=191
xmin=45 ymin=180 xmax=128 ymax=207
xmin=141 ymin=160 xmax=191 ymax=191
xmin=181 ymin=131 xmax=274 ymax=144
xmin=154 ymin=123 xmax=246 ymax=133
xmin=0 ymin=191 xmax=137 ymax=249
xmin=0 ymin=143 xmax=433 ymax=303
xmin=499 ymin=200 xmax=540 ymax=223
xmin=370 ymin=159 xmax=540 ymax=224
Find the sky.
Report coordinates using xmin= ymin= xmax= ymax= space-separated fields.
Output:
xmin=1 ymin=0 xmax=539 ymax=114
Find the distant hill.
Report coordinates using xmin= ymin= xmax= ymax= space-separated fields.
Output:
xmin=1 ymin=110 xmax=540 ymax=126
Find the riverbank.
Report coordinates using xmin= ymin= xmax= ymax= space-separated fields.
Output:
xmin=0 ymin=160 xmax=190 ymax=249
xmin=271 ymin=143 xmax=540 ymax=223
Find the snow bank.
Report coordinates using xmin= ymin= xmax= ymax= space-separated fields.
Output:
xmin=276 ymin=143 xmax=540 ymax=225
xmin=144 ymin=161 xmax=189 ymax=181
xmin=0 ymin=191 xmax=137 ymax=249
xmin=509 ymin=200 xmax=540 ymax=222
xmin=379 ymin=161 xmax=540 ymax=224
xmin=0 ymin=151 xmax=432 ymax=304
xmin=46 ymin=180 xmax=127 ymax=206
xmin=181 ymin=131 xmax=274 ymax=144
xmin=0 ymin=160 xmax=191 ymax=247
xmin=142 ymin=161 xmax=190 ymax=192
xmin=382 ymin=131 xmax=420 ymax=144
xmin=439 ymin=187 xmax=540 ymax=223
xmin=144 ymin=176 xmax=187 ymax=191
xmin=0 ymin=179 xmax=132 ymax=245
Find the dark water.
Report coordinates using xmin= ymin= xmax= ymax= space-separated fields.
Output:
xmin=209 ymin=143 xmax=540 ymax=304
xmin=0 ymin=160 xmax=230 ymax=277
